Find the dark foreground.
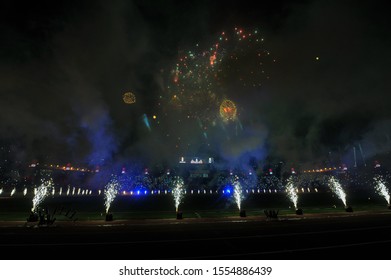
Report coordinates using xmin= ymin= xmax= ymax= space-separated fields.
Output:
xmin=1 ymin=210 xmax=391 ymax=260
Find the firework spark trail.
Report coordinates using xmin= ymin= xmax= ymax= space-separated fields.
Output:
xmin=31 ymin=178 xmax=53 ymax=212
xmin=286 ymin=176 xmax=298 ymax=209
xmin=104 ymin=178 xmax=120 ymax=214
xmin=329 ymin=176 xmax=347 ymax=207
xmin=374 ymin=175 xmax=390 ymax=204
xmin=172 ymin=177 xmax=185 ymax=212
xmin=233 ymin=176 xmax=243 ymax=211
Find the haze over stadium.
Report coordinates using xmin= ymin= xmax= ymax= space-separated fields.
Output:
xmin=1 ymin=0 xmax=390 ymax=175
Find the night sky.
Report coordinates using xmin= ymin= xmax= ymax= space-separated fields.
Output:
xmin=1 ymin=0 xmax=391 ymax=170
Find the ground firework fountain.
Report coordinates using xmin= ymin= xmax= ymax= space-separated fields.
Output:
xmin=233 ymin=176 xmax=246 ymax=217
xmin=27 ymin=178 xmax=53 ymax=222
xmin=104 ymin=178 xmax=120 ymax=221
xmin=285 ymin=176 xmax=302 ymax=215
xmin=373 ymin=175 xmax=391 ymax=209
xmin=328 ymin=176 xmax=352 ymax=211
xmin=32 ymin=179 xmax=53 ymax=212
xmin=172 ymin=177 xmax=185 ymax=219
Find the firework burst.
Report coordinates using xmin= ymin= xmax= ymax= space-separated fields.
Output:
xmin=165 ymin=27 xmax=275 ymax=121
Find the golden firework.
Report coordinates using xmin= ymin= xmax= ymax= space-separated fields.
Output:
xmin=123 ymin=92 xmax=136 ymax=104
xmin=219 ymin=99 xmax=237 ymax=121
xmin=170 ymin=94 xmax=182 ymax=108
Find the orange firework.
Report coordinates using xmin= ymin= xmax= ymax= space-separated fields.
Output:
xmin=210 ymin=53 xmax=216 ymax=65
xmin=123 ymin=92 xmax=136 ymax=104
xmin=219 ymin=99 xmax=237 ymax=121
